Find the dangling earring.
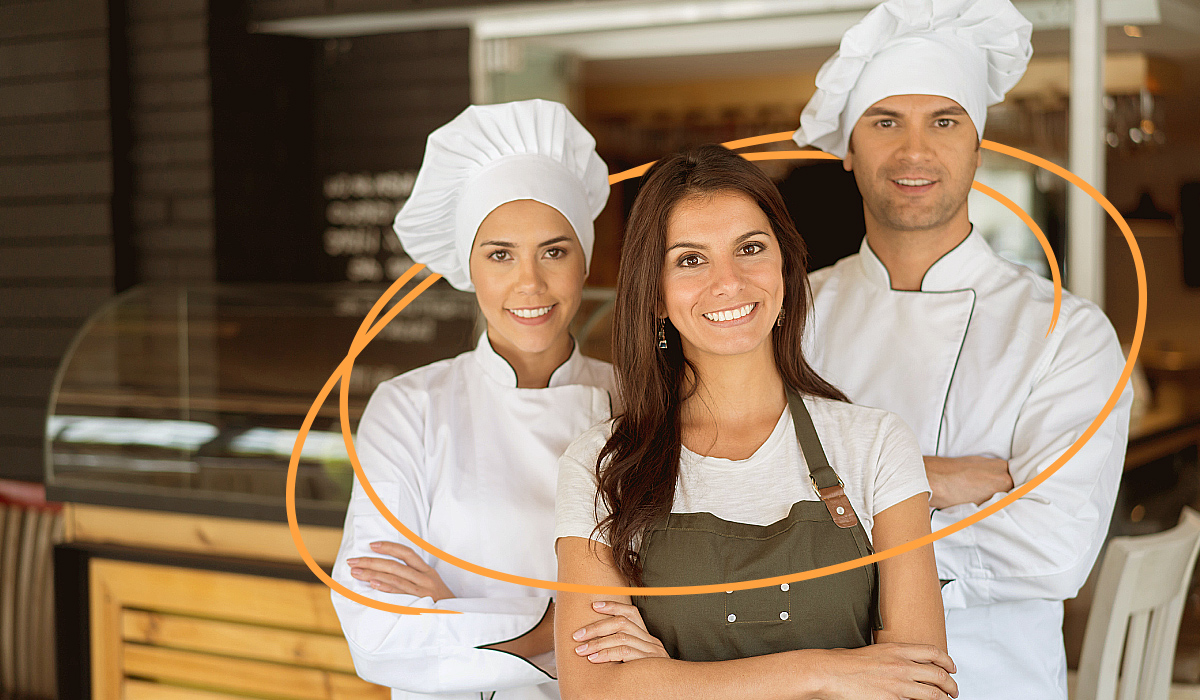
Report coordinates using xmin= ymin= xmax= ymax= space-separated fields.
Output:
xmin=776 ymin=307 xmax=786 ymax=327
xmin=657 ymin=318 xmax=668 ymax=349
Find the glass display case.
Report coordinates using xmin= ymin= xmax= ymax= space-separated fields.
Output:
xmin=45 ymin=281 xmax=615 ymax=526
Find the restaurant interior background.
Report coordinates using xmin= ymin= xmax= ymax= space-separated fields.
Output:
xmin=1 ymin=0 xmax=1199 ymax=696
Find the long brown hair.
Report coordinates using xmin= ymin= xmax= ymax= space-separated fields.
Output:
xmin=596 ymin=144 xmax=848 ymax=585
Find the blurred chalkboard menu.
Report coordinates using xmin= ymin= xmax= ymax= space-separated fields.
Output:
xmin=322 ymin=170 xmax=419 ymax=283
xmin=312 ymin=29 xmax=471 ymax=284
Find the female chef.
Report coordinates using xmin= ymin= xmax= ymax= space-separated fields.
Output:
xmin=330 ymin=99 xmax=614 ymax=700
xmin=554 ymin=144 xmax=959 ymax=699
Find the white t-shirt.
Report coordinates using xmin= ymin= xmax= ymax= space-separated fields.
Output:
xmin=555 ymin=395 xmax=930 ymax=546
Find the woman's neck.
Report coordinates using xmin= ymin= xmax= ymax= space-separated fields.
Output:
xmin=681 ymin=342 xmax=787 ymax=433
xmin=487 ymin=330 xmax=574 ymax=389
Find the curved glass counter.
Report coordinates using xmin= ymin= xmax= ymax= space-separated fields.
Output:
xmin=45 ymin=282 xmax=615 ymax=526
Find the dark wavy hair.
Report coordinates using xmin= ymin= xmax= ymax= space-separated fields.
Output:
xmin=596 ymin=143 xmax=848 ymax=585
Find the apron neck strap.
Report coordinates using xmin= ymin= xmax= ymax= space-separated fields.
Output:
xmin=786 ymin=392 xmax=841 ymax=491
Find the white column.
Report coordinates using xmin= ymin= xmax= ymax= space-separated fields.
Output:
xmin=1067 ymin=0 xmax=1108 ymax=307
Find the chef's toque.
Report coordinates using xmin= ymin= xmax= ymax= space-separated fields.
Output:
xmin=393 ymin=99 xmax=610 ymax=292
xmin=793 ymin=0 xmax=1033 ymax=158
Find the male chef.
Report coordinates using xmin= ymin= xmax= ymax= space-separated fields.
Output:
xmin=795 ymin=0 xmax=1133 ymax=698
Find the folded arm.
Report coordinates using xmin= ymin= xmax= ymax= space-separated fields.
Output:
xmin=554 ymin=536 xmax=956 ymax=700
xmin=932 ymin=308 xmax=1132 ymax=608
xmin=331 ymin=385 xmax=554 ymax=693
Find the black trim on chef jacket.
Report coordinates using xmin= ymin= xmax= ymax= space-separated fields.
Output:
xmin=474 ymin=596 xmax=557 ymax=681
xmin=865 ymin=226 xmax=975 ymax=596
xmin=916 ymin=225 xmax=975 ymax=291
xmin=491 ymin=334 xmax=579 ymax=387
xmin=861 ymin=236 xmax=978 ymax=455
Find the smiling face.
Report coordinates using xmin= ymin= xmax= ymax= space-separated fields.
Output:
xmin=843 ymin=94 xmax=981 ymax=235
xmin=660 ymin=190 xmax=784 ymax=363
xmin=468 ymin=199 xmax=585 ymax=360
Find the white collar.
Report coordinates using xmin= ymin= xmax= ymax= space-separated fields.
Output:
xmin=472 ymin=332 xmax=585 ymax=388
xmin=858 ymin=228 xmax=994 ymax=292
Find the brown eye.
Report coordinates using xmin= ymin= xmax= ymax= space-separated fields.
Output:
xmin=487 ymin=250 xmax=511 ymax=262
xmin=678 ymin=254 xmax=703 ymax=267
xmin=740 ymin=242 xmax=765 ymax=255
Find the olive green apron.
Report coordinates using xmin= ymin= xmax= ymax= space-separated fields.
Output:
xmin=630 ymin=393 xmax=880 ymax=662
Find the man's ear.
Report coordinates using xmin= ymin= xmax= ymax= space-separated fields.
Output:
xmin=842 ymin=139 xmax=854 ymax=172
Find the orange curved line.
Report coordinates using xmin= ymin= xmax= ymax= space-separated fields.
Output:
xmin=742 ymin=150 xmax=839 ymax=162
xmin=608 ymin=162 xmax=655 ymax=185
xmin=286 ymin=269 xmax=460 ymax=615
xmin=722 ymin=131 xmax=796 ymax=150
xmin=287 ymin=138 xmax=1145 ymax=606
xmin=286 ymin=355 xmax=458 ymax=615
xmin=970 ymin=180 xmax=1063 ymax=336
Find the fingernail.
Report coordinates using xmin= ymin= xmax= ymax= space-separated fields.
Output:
xmin=346 ymin=558 xmax=359 ymax=565
xmin=587 ymin=653 xmax=599 ymax=661
xmin=574 ymin=644 xmax=587 ymax=654
xmin=350 ymin=568 xmax=361 ymax=576
xmin=592 ymin=601 xmax=606 ymax=610
xmin=370 ymin=542 xmax=382 ymax=549
xmin=572 ymin=629 xmax=585 ymax=641
xmin=370 ymin=581 xmax=381 ymax=588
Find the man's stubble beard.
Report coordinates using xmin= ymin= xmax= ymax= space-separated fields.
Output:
xmin=861 ymin=173 xmax=973 ymax=234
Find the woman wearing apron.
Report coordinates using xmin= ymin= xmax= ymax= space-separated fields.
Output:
xmin=554 ymin=144 xmax=957 ymax=699
xmin=331 ymin=100 xmax=614 ymax=700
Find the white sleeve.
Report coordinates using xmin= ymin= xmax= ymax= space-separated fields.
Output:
xmin=553 ymin=425 xmax=612 ymax=545
xmin=330 ymin=381 xmax=554 ymax=694
xmin=872 ymin=412 xmax=933 ymax=515
xmin=932 ymin=305 xmax=1132 ymax=609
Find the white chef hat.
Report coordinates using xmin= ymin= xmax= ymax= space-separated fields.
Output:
xmin=393 ymin=99 xmax=610 ymax=292
xmin=793 ymin=0 xmax=1032 ymax=158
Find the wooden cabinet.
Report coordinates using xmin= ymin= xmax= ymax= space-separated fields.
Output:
xmin=88 ymin=559 xmax=386 ymax=700
xmin=59 ymin=504 xmax=388 ymax=700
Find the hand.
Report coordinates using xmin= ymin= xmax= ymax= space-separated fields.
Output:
xmin=571 ymin=600 xmax=669 ymax=663
xmin=924 ymin=456 xmax=1013 ymax=510
xmin=811 ymin=643 xmax=958 ymax=700
xmin=346 ymin=541 xmax=455 ymax=601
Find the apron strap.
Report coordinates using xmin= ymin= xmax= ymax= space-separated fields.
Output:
xmin=786 ymin=392 xmax=859 ymax=529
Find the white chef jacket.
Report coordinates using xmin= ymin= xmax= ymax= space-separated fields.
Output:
xmin=331 ymin=333 xmax=615 ymax=700
xmin=804 ymin=231 xmax=1132 ymax=700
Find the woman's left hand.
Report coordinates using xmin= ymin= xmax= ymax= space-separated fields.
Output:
xmin=571 ymin=600 xmax=669 ymax=663
xmin=346 ymin=541 xmax=455 ymax=601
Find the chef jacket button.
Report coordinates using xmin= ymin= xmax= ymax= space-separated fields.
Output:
xmin=727 ymin=613 xmax=736 ymax=622
xmin=836 ymin=506 xmax=845 ymax=515
xmin=726 ymin=590 xmax=732 ymax=594
xmin=781 ymin=583 xmax=789 ymax=591
xmin=780 ymin=611 xmax=789 ymax=621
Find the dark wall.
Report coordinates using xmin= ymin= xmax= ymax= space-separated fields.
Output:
xmin=125 ymin=0 xmax=217 ymax=284
xmin=209 ymin=2 xmax=318 ymax=283
xmin=0 ymin=1 xmax=475 ymax=482
xmin=776 ymin=162 xmax=865 ymax=272
xmin=0 ymin=1 xmax=118 ymax=482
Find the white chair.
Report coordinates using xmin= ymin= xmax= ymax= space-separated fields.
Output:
xmin=1076 ymin=507 xmax=1200 ymax=700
